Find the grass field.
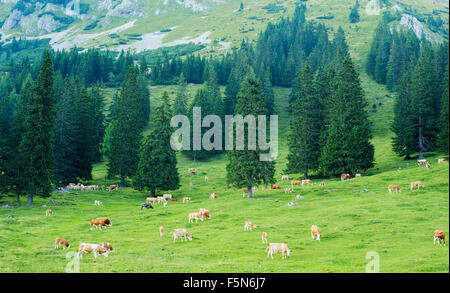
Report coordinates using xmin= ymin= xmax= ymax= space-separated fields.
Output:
xmin=0 ymin=0 xmax=448 ymax=273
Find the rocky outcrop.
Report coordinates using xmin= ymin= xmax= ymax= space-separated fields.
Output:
xmin=398 ymin=14 xmax=433 ymax=41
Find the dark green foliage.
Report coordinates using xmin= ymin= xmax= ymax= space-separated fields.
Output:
xmin=319 ymin=57 xmax=374 ymax=176
xmin=437 ymin=69 xmax=449 ymax=153
xmin=172 ymin=73 xmax=188 ymax=116
xmin=349 ymin=0 xmax=360 ymax=23
xmin=19 ymin=51 xmax=56 ymax=205
xmin=104 ymin=67 xmax=143 ymax=185
xmin=134 ymin=92 xmax=180 ymax=197
xmin=226 ymin=72 xmax=276 ymax=197
xmin=286 ymin=64 xmax=322 ymax=178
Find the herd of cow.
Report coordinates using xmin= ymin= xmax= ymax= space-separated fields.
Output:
xmin=48 ymin=159 xmax=447 ymax=262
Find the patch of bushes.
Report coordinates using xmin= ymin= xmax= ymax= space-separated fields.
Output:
xmin=83 ymin=20 xmax=99 ymax=31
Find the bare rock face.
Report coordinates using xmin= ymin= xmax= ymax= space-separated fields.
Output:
xmin=1 ymin=9 xmax=22 ymax=31
xmin=398 ymin=14 xmax=433 ymax=41
xmin=106 ymin=0 xmax=143 ymax=17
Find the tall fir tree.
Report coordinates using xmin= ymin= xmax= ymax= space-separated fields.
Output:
xmin=134 ymin=92 xmax=180 ymax=197
xmin=320 ymin=57 xmax=374 ymax=176
xmin=173 ymin=73 xmax=188 ymax=116
xmin=349 ymin=0 xmax=360 ymax=23
xmin=104 ymin=66 xmax=143 ymax=185
xmin=437 ymin=68 xmax=449 ymax=153
xmin=90 ymin=84 xmax=106 ymax=162
xmin=19 ymin=51 xmax=56 ymax=205
xmin=286 ymin=64 xmax=323 ymax=178
xmin=226 ymin=71 xmax=276 ymax=197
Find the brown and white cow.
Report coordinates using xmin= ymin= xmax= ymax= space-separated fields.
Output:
xmin=438 ymin=158 xmax=447 ymax=164
xmin=271 ymin=185 xmax=281 ymax=190
xmin=417 ymin=159 xmax=428 ymax=167
xmin=311 ymin=225 xmax=321 ymax=241
xmin=172 ymin=229 xmax=193 ymax=243
xmin=433 ymin=230 xmax=446 ymax=247
xmin=188 ymin=168 xmax=197 ymax=175
xmin=244 ymin=221 xmax=256 ymax=230
xmin=209 ymin=193 xmax=219 ymax=199
xmin=77 ymin=243 xmax=109 ymax=259
xmin=388 ymin=184 xmax=401 ymax=193
xmin=108 ymin=184 xmax=119 ymax=191
xmin=340 ymin=174 xmax=351 ymax=181
xmin=160 ymin=226 xmax=164 ymax=237
xmin=291 ymin=180 xmax=302 ymax=187
xmin=54 ymin=238 xmax=70 ymax=249
xmin=281 ymin=175 xmax=291 ymax=180
xmin=261 ymin=232 xmax=268 ymax=244
xmin=188 ymin=212 xmax=204 ymax=223
xmin=410 ymin=181 xmax=425 ymax=190
xmin=301 ymin=179 xmax=313 ymax=186
xmin=284 ymin=188 xmax=294 ymax=194
xmin=162 ymin=194 xmax=172 ymax=200
xmin=318 ymin=182 xmax=325 ymax=187
xmin=266 ymin=243 xmax=291 ymax=259
xmin=199 ymin=208 xmax=211 ymax=219
xmin=182 ymin=197 xmax=191 ymax=203
xmin=98 ymin=242 xmax=115 ymax=252
xmin=46 ymin=209 xmax=53 ymax=216
xmin=90 ymin=217 xmax=112 ymax=231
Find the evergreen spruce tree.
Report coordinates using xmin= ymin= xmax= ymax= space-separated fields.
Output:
xmin=90 ymin=84 xmax=106 ymax=162
xmin=226 ymin=71 xmax=276 ymax=198
xmin=134 ymin=92 xmax=180 ymax=197
xmin=437 ymin=68 xmax=449 ymax=153
xmin=261 ymin=68 xmax=275 ymax=116
xmin=391 ymin=71 xmax=416 ymax=159
xmin=349 ymin=0 xmax=360 ymax=23
xmin=320 ymin=57 xmax=374 ymax=176
xmin=137 ymin=73 xmax=151 ymax=128
xmin=19 ymin=51 xmax=56 ymax=206
xmin=104 ymin=66 xmax=143 ymax=185
xmin=286 ymin=64 xmax=322 ymax=178
xmin=173 ymin=73 xmax=188 ymax=116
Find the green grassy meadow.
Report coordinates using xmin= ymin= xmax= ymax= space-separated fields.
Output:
xmin=0 ymin=0 xmax=448 ymax=273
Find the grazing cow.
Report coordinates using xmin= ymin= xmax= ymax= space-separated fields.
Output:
xmin=355 ymin=173 xmax=362 ymax=177
xmin=433 ymin=230 xmax=446 ymax=247
xmin=410 ymin=181 xmax=425 ymax=190
xmin=101 ymin=185 xmax=106 ymax=191
xmin=199 ymin=208 xmax=211 ymax=219
xmin=438 ymin=158 xmax=447 ymax=164
xmin=146 ymin=197 xmax=158 ymax=204
xmin=271 ymin=185 xmax=281 ymax=190
xmin=54 ymin=238 xmax=70 ymax=249
xmin=340 ymin=174 xmax=351 ymax=181
xmin=170 ymin=198 xmax=178 ymax=202
xmin=188 ymin=212 xmax=204 ymax=223
xmin=266 ymin=243 xmax=291 ymax=259
xmin=94 ymin=200 xmax=102 ymax=206
xmin=209 ymin=193 xmax=219 ymax=199
xmin=46 ymin=209 xmax=53 ymax=216
xmin=141 ymin=203 xmax=153 ymax=210
xmin=157 ymin=196 xmax=167 ymax=204
xmin=160 ymin=226 xmax=164 ymax=237
xmin=172 ymin=229 xmax=192 ymax=243
xmin=98 ymin=242 xmax=115 ymax=252
xmin=318 ymin=182 xmax=325 ymax=187
xmin=244 ymin=221 xmax=256 ymax=230
xmin=426 ymin=162 xmax=431 ymax=169
xmin=188 ymin=168 xmax=197 ymax=175
xmin=281 ymin=175 xmax=291 ymax=180
xmin=182 ymin=197 xmax=191 ymax=203
xmin=243 ymin=189 xmax=248 ymax=197
xmin=90 ymin=217 xmax=112 ymax=231
xmin=162 ymin=194 xmax=172 ymax=200
xmin=301 ymin=179 xmax=313 ymax=186
xmin=291 ymin=180 xmax=302 ymax=187
xmin=108 ymin=184 xmax=119 ymax=191
xmin=205 ymin=176 xmax=209 ymax=182
xmin=388 ymin=184 xmax=401 ymax=193
xmin=77 ymin=243 xmax=109 ymax=259
xmin=417 ymin=159 xmax=427 ymax=167
xmin=284 ymin=188 xmax=293 ymax=194
xmin=311 ymin=225 xmax=321 ymax=241
xmin=262 ymin=232 xmax=268 ymax=244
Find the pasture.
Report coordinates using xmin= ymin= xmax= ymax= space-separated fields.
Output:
xmin=0 ymin=87 xmax=448 ymax=273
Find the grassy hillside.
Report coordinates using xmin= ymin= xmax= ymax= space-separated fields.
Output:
xmin=0 ymin=0 xmax=448 ymax=273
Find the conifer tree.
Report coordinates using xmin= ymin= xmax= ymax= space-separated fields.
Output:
xmin=391 ymin=71 xmax=416 ymax=159
xmin=286 ymin=64 xmax=322 ymax=178
xmin=437 ymin=68 xmax=449 ymax=153
xmin=261 ymin=68 xmax=275 ymax=116
xmin=173 ymin=73 xmax=188 ymax=116
xmin=349 ymin=0 xmax=360 ymax=23
xmin=226 ymin=71 xmax=276 ymax=197
xmin=134 ymin=92 xmax=180 ymax=197
xmin=320 ymin=57 xmax=374 ymax=176
xmin=104 ymin=66 xmax=143 ymax=185
xmin=19 ymin=51 xmax=56 ymax=205
xmin=90 ymin=84 xmax=106 ymax=162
